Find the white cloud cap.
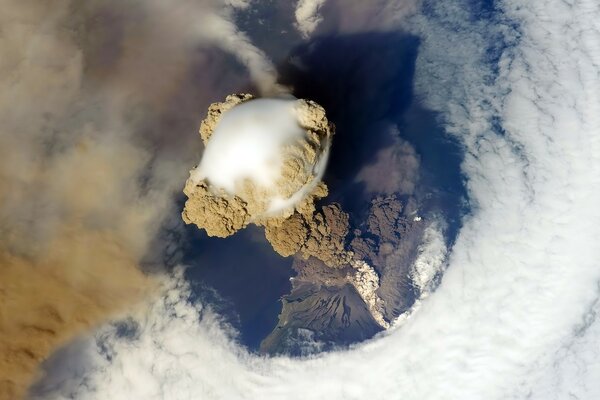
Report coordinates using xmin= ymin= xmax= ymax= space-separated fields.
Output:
xmin=192 ymin=98 xmax=330 ymax=214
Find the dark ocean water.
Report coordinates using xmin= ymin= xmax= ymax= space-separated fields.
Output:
xmin=183 ymin=226 xmax=293 ymax=349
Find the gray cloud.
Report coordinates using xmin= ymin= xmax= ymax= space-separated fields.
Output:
xmin=354 ymin=126 xmax=420 ymax=196
xmin=316 ymin=0 xmax=421 ymax=34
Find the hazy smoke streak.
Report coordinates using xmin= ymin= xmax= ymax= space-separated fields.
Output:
xmin=144 ymin=0 xmax=281 ymax=94
xmin=205 ymin=14 xmax=283 ymax=95
xmin=0 ymin=0 xmax=279 ymax=397
xmin=32 ymin=0 xmax=600 ymax=399
xmin=316 ymin=0 xmax=421 ymax=33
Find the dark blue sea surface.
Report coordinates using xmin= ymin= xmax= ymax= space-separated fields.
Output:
xmin=183 ymin=226 xmax=293 ymax=349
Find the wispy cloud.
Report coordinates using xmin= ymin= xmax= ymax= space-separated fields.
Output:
xmin=294 ymin=0 xmax=327 ymax=38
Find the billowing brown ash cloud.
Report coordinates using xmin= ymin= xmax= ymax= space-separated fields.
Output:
xmin=0 ymin=0 xmax=277 ymax=397
xmin=182 ymin=93 xmax=402 ymax=331
xmin=182 ymin=94 xmax=347 ymax=265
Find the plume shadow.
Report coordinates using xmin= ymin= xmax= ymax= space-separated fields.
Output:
xmin=278 ymin=32 xmax=468 ymax=239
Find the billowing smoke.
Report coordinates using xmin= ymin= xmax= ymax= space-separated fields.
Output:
xmin=182 ymin=94 xmax=333 ymax=239
xmin=0 ymin=0 xmax=280 ymax=397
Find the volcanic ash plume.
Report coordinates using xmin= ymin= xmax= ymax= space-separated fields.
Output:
xmin=182 ymin=94 xmax=338 ymax=257
xmin=183 ymin=95 xmax=390 ymax=328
